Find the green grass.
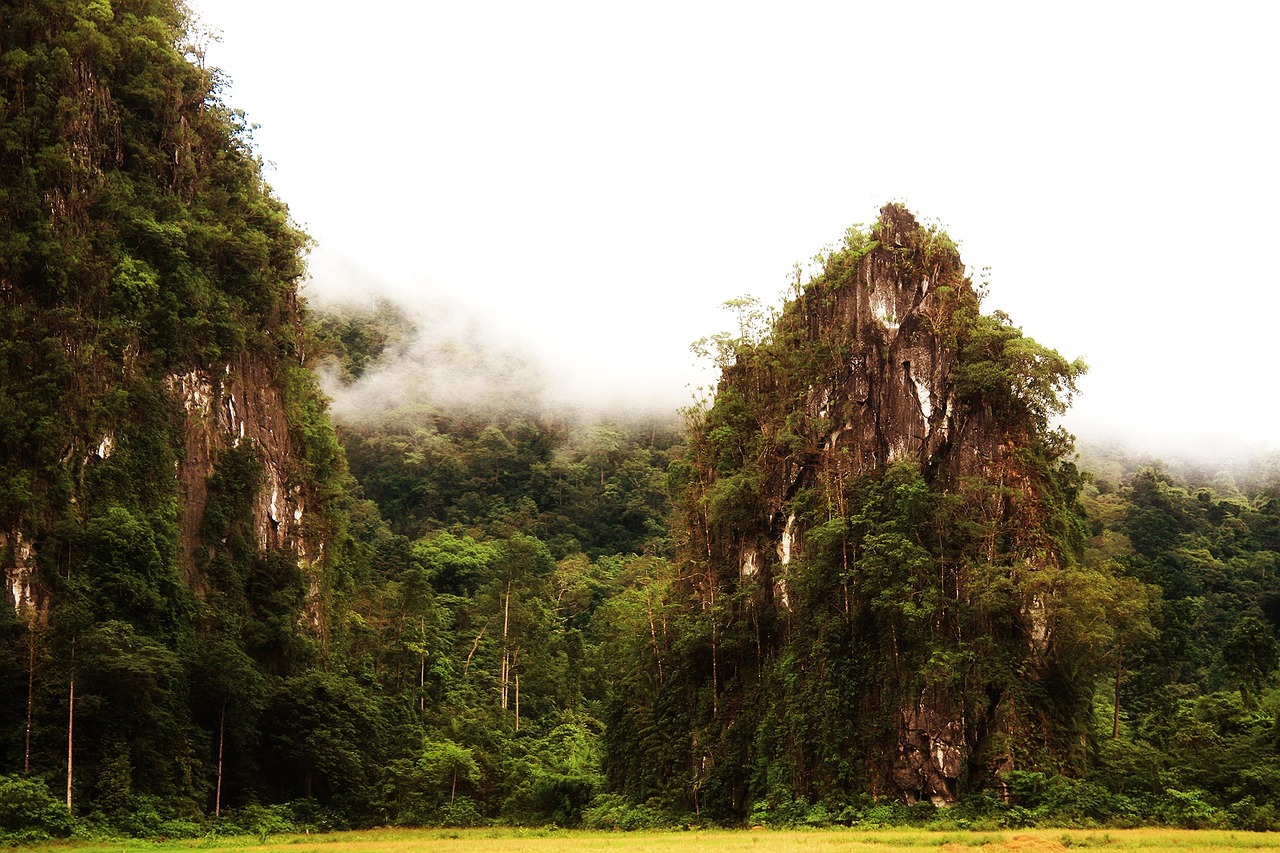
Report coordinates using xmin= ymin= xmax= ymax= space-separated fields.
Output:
xmin=16 ymin=827 xmax=1280 ymax=853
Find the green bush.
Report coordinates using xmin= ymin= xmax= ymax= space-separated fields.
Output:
xmin=748 ymin=794 xmax=810 ymax=827
xmin=581 ymin=793 xmax=666 ymax=830
xmin=530 ymin=772 xmax=597 ymax=826
xmin=1005 ymin=770 xmax=1049 ymax=807
xmin=285 ymin=798 xmax=346 ymax=833
xmin=1156 ymin=788 xmax=1220 ymax=829
xmin=437 ymin=797 xmax=485 ymax=828
xmin=803 ymin=800 xmax=835 ymax=826
xmin=115 ymin=795 xmax=165 ymax=838
xmin=0 ymin=774 xmax=77 ymax=842
xmin=225 ymin=803 xmax=296 ymax=840
xmin=156 ymin=818 xmax=205 ymax=838
xmin=854 ymin=801 xmax=911 ymax=827
xmin=1227 ymin=797 xmax=1280 ymax=832
xmin=1042 ymin=778 xmax=1118 ymax=822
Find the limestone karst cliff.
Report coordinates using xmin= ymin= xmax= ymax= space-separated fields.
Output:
xmin=0 ymin=0 xmax=336 ymax=614
xmin=0 ymin=0 xmax=347 ymax=808
xmin=605 ymin=204 xmax=1121 ymax=814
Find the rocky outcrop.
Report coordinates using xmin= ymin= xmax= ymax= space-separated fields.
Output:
xmin=168 ymin=352 xmax=315 ymax=582
xmin=2 ymin=530 xmax=38 ymax=618
xmin=166 ymin=348 xmax=327 ymax=641
xmin=761 ymin=203 xmax=1011 ymax=496
xmin=693 ymin=204 xmax=1070 ymax=806
xmin=891 ymin=685 xmax=968 ymax=805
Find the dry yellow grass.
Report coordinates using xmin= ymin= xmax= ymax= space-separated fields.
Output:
xmin=25 ymin=827 xmax=1280 ymax=853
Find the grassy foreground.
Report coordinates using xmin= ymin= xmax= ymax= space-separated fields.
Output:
xmin=17 ymin=827 xmax=1280 ymax=853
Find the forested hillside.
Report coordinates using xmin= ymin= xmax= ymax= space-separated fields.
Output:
xmin=0 ymin=0 xmax=357 ymax=832
xmin=3 ymin=0 xmax=1280 ymax=842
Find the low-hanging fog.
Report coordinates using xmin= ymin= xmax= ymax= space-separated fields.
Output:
xmin=304 ymin=261 xmax=690 ymax=426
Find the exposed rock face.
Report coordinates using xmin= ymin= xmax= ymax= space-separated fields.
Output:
xmin=894 ymin=685 xmax=968 ymax=805
xmin=164 ymin=346 xmax=329 ymax=640
xmin=2 ymin=531 xmax=38 ymax=618
xmin=168 ymin=352 xmax=315 ymax=581
xmin=689 ymin=204 xmax=1071 ymax=807
xmin=764 ymin=204 xmax=1009 ymax=489
xmin=3 ymin=346 xmax=326 ymax=629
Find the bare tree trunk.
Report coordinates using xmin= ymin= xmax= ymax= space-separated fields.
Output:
xmin=1113 ymin=657 xmax=1122 ymax=739
xmin=419 ymin=616 xmax=426 ymax=715
xmin=891 ymin=625 xmax=900 ymax=678
xmin=645 ymin=590 xmax=664 ymax=684
xmin=514 ymin=673 xmax=520 ymax=732
xmin=463 ymin=621 xmax=488 ymax=675
xmin=500 ymin=653 xmax=508 ymax=710
xmin=500 ymin=579 xmax=511 ymax=710
xmin=25 ymin=628 xmax=35 ymax=774
xmin=700 ymin=488 xmax=719 ymax=720
xmin=215 ymin=701 xmax=226 ymax=816
xmin=708 ymin=569 xmax=719 ymax=720
xmin=66 ymin=640 xmax=75 ymax=811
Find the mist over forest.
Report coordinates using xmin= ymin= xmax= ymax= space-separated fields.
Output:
xmin=305 ymin=278 xmax=1280 ymax=492
xmin=309 ymin=294 xmax=547 ymax=423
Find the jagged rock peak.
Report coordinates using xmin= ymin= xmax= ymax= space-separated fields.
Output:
xmin=874 ymin=201 xmax=921 ymax=246
xmin=672 ymin=203 xmax=1089 ymax=809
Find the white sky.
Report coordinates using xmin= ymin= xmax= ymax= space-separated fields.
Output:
xmin=191 ymin=0 xmax=1279 ymax=458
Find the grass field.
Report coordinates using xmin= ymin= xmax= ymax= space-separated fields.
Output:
xmin=18 ymin=827 xmax=1280 ymax=853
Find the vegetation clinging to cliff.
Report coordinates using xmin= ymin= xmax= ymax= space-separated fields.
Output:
xmin=599 ymin=207 xmax=1146 ymax=817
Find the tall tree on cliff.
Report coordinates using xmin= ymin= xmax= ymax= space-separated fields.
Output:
xmin=603 ymin=205 xmax=1155 ymax=818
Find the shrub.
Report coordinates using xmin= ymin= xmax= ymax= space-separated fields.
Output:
xmin=1228 ymin=797 xmax=1280 ymax=831
xmin=1156 ymin=788 xmax=1220 ymax=829
xmin=803 ymin=800 xmax=835 ymax=827
xmin=225 ymin=803 xmax=296 ymax=840
xmin=438 ymin=796 xmax=485 ymax=828
xmin=0 ymin=774 xmax=77 ymax=842
xmin=854 ymin=801 xmax=910 ymax=827
xmin=748 ymin=795 xmax=809 ymax=827
xmin=581 ymin=793 xmax=666 ymax=830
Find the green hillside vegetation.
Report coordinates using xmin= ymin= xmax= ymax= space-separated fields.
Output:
xmin=2 ymin=0 xmax=1280 ymax=844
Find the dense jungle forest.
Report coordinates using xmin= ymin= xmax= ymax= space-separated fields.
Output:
xmin=3 ymin=0 xmax=1280 ymax=842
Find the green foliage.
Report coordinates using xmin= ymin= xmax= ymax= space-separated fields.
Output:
xmin=264 ymin=670 xmax=385 ymax=804
xmin=580 ymin=792 xmax=667 ymax=830
xmin=420 ymin=738 xmax=479 ymax=798
xmin=223 ymin=802 xmax=307 ymax=839
xmin=703 ymin=468 xmax=764 ymax=532
xmin=336 ymin=402 xmax=679 ymax=558
xmin=691 ymin=295 xmax=777 ymax=373
xmin=954 ymin=311 xmax=1087 ymax=429
xmin=0 ymin=774 xmax=77 ymax=842
xmin=75 ymin=505 xmax=186 ymax=635
xmin=1222 ymin=616 xmax=1279 ymax=707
